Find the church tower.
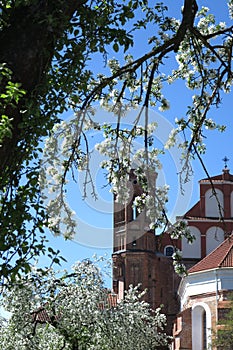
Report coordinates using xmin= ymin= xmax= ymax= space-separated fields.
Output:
xmin=112 ymin=169 xmax=180 ymax=331
xmin=112 ymin=169 xmax=157 ymax=305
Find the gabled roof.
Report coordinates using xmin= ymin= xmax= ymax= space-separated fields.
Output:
xmin=199 ymin=169 xmax=233 ymax=183
xmin=183 ymin=169 xmax=233 ymax=219
xmin=188 ymin=235 xmax=233 ymax=274
xmin=184 ymin=201 xmax=200 ymax=218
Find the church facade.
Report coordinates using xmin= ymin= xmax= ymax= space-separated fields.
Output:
xmin=173 ymin=235 xmax=233 ymax=350
xmin=112 ymin=167 xmax=233 ymax=348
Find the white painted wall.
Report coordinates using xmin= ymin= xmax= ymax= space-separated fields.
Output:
xmin=206 ymin=227 xmax=224 ymax=255
xmin=205 ymin=188 xmax=224 ymax=217
xmin=179 ymin=268 xmax=233 ymax=310
xmin=182 ymin=226 xmax=201 ymax=258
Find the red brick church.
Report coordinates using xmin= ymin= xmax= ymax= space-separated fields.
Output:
xmin=112 ymin=167 xmax=233 ymax=349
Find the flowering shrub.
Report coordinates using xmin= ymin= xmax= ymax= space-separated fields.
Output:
xmin=0 ymin=260 xmax=171 ymax=349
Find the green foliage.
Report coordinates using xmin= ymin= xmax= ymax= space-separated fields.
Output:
xmin=213 ymin=295 xmax=233 ymax=350
xmin=0 ymin=0 xmax=153 ymax=282
xmin=0 ymin=0 xmax=232 ymax=282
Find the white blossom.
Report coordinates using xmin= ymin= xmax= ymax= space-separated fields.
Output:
xmin=0 ymin=261 xmax=171 ymax=349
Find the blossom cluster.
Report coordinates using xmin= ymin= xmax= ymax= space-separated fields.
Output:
xmin=37 ymin=3 xmax=232 ymax=270
xmin=41 ymin=110 xmax=100 ymax=239
xmin=0 ymin=260 xmax=171 ymax=349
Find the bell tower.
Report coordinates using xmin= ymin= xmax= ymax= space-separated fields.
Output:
xmin=112 ymin=170 xmax=157 ymax=303
xmin=112 ymin=169 xmax=181 ymax=334
xmin=113 ymin=169 xmax=156 ymax=253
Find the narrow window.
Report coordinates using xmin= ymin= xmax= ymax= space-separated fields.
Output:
xmin=164 ymin=246 xmax=174 ymax=257
xmin=133 ymin=205 xmax=137 ymax=220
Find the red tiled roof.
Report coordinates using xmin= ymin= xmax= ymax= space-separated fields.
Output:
xmin=107 ymin=292 xmax=118 ymax=307
xmin=188 ymin=235 xmax=233 ymax=274
xmin=32 ymin=307 xmax=52 ymax=323
xmin=99 ymin=293 xmax=118 ymax=309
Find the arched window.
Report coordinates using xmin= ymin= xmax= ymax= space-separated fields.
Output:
xmin=182 ymin=226 xmax=201 ymax=259
xmin=164 ymin=245 xmax=174 ymax=257
xmin=206 ymin=227 xmax=224 ymax=255
xmin=192 ymin=303 xmax=212 ymax=350
xmin=205 ymin=188 xmax=224 ymax=218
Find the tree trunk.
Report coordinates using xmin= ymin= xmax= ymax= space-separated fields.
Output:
xmin=0 ymin=0 xmax=86 ymax=179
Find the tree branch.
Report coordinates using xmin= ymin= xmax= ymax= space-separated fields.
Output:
xmin=174 ymin=0 xmax=198 ymax=52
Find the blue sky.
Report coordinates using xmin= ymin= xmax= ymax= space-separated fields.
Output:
xmin=40 ymin=1 xmax=233 ymax=288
